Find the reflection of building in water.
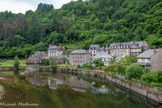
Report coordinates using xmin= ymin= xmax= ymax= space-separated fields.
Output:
xmin=26 ymin=73 xmax=48 ymax=86
xmin=48 ymin=76 xmax=92 ymax=92
xmin=26 ymin=73 xmax=112 ymax=94
xmin=48 ymin=78 xmax=63 ymax=90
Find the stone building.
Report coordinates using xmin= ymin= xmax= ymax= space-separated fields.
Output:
xmin=26 ymin=52 xmax=46 ymax=66
xmin=88 ymin=44 xmax=100 ymax=57
xmin=130 ymin=41 xmax=150 ymax=57
xmin=48 ymin=45 xmax=63 ymax=57
xmin=69 ymin=50 xmax=91 ymax=65
xmin=136 ymin=48 xmax=162 ymax=72
xmin=109 ymin=42 xmax=132 ymax=57
xmin=109 ymin=41 xmax=149 ymax=57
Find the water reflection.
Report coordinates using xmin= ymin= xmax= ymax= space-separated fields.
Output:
xmin=0 ymin=72 xmax=161 ymax=108
xmin=26 ymin=72 xmax=118 ymax=94
xmin=26 ymin=72 xmax=93 ymax=92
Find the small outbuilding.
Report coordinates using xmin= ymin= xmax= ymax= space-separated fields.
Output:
xmin=93 ymin=52 xmax=113 ymax=62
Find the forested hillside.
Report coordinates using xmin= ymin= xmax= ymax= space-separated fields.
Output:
xmin=0 ymin=0 xmax=162 ymax=58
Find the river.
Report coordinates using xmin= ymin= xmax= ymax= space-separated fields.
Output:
xmin=0 ymin=71 xmax=161 ymax=108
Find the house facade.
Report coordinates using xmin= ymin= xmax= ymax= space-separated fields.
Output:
xmin=69 ymin=50 xmax=91 ymax=65
xmin=136 ymin=48 xmax=162 ymax=72
xmin=130 ymin=41 xmax=150 ymax=57
xmin=48 ymin=45 xmax=63 ymax=57
xmin=109 ymin=41 xmax=150 ymax=57
xmin=88 ymin=44 xmax=100 ymax=57
xmin=109 ymin=42 xmax=132 ymax=57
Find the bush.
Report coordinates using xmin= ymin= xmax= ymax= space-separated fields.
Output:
xmin=49 ymin=57 xmax=57 ymax=69
xmin=104 ymin=64 xmax=126 ymax=75
xmin=77 ymin=65 xmax=81 ymax=68
xmin=96 ymin=62 xmax=104 ymax=67
xmin=13 ymin=56 xmax=20 ymax=70
xmin=126 ymin=64 xmax=144 ymax=79
xmin=83 ymin=63 xmax=89 ymax=67
xmin=42 ymin=58 xmax=49 ymax=65
xmin=153 ymin=71 xmax=162 ymax=83
xmin=141 ymin=73 xmax=153 ymax=83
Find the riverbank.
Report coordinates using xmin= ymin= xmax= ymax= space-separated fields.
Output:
xmin=0 ymin=67 xmax=26 ymax=71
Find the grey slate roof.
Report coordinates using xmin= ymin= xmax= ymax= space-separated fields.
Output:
xmin=115 ymin=55 xmax=125 ymax=61
xmin=27 ymin=52 xmax=45 ymax=62
xmin=131 ymin=41 xmax=144 ymax=49
xmin=48 ymin=45 xmax=63 ymax=51
xmin=93 ymin=52 xmax=113 ymax=59
xmin=109 ymin=42 xmax=132 ymax=49
xmin=71 ymin=50 xmax=89 ymax=54
xmin=48 ymin=45 xmax=58 ymax=50
xmin=89 ymin=44 xmax=100 ymax=50
xmin=137 ymin=49 xmax=162 ymax=58
xmin=105 ymin=45 xmax=109 ymax=50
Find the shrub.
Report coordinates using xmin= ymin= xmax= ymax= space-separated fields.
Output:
xmin=141 ymin=73 xmax=153 ymax=83
xmin=96 ymin=62 xmax=104 ymax=67
xmin=49 ymin=57 xmax=57 ymax=69
xmin=83 ymin=63 xmax=89 ymax=67
xmin=126 ymin=64 xmax=144 ymax=79
xmin=77 ymin=64 xmax=81 ymax=68
xmin=104 ymin=64 xmax=126 ymax=75
xmin=13 ymin=56 xmax=20 ymax=70
xmin=153 ymin=71 xmax=162 ymax=83
xmin=42 ymin=58 xmax=49 ymax=65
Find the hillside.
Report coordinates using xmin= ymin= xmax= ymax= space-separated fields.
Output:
xmin=0 ymin=0 xmax=162 ymax=58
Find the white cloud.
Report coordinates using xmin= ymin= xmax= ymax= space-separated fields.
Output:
xmin=0 ymin=0 xmax=36 ymax=14
xmin=52 ymin=0 xmax=76 ymax=9
xmin=0 ymin=0 xmax=79 ymax=14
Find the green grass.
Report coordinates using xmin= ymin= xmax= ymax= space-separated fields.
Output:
xmin=0 ymin=60 xmax=26 ymax=67
xmin=139 ymin=80 xmax=162 ymax=88
xmin=150 ymin=82 xmax=162 ymax=88
xmin=145 ymin=35 xmax=157 ymax=48
xmin=0 ymin=71 xmax=15 ymax=76
xmin=65 ymin=42 xmax=83 ymax=50
xmin=0 ymin=85 xmax=4 ymax=92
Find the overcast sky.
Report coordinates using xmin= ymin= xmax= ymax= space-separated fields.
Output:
xmin=0 ymin=0 xmax=78 ymax=14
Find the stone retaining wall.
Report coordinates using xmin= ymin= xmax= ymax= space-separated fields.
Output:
xmin=0 ymin=67 xmax=26 ymax=71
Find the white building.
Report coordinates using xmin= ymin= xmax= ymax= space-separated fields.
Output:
xmin=48 ymin=45 xmax=63 ymax=57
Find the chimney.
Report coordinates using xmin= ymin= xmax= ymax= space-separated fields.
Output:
xmin=143 ymin=40 xmax=145 ymax=45
xmin=154 ymin=46 xmax=156 ymax=54
xmin=49 ymin=44 xmax=52 ymax=48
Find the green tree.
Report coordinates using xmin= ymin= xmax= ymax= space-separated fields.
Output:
xmin=13 ymin=56 xmax=20 ymax=70
xmin=126 ymin=64 xmax=144 ymax=79
xmin=49 ymin=57 xmax=57 ymax=70
xmin=42 ymin=58 xmax=49 ymax=65
xmin=118 ymin=56 xmax=137 ymax=66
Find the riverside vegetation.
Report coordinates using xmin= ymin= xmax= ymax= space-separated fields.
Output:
xmin=0 ymin=0 xmax=162 ymax=58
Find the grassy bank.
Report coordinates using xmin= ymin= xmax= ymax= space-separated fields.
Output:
xmin=0 ymin=60 xmax=26 ymax=67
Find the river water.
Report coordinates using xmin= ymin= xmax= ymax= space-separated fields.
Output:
xmin=0 ymin=71 xmax=161 ymax=108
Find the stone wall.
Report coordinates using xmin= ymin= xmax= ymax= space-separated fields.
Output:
xmin=0 ymin=67 xmax=26 ymax=71
xmin=151 ymin=50 xmax=162 ymax=72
